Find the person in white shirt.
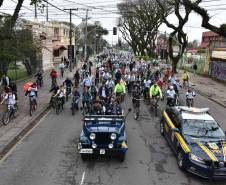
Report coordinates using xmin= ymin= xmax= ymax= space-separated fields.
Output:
xmin=186 ymin=88 xmax=196 ymax=107
xmin=1 ymin=90 xmax=16 ymax=112
xmin=55 ymin=85 xmax=66 ymax=106
xmin=166 ymin=86 xmax=177 ymax=106
xmin=83 ymin=75 xmax=92 ymax=88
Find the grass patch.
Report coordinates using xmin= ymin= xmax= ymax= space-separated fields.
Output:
xmin=7 ymin=68 xmax=28 ymax=81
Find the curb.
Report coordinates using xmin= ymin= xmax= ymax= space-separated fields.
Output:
xmin=0 ymin=105 xmax=51 ymax=159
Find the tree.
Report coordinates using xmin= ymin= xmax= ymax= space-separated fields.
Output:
xmin=187 ymin=39 xmax=199 ymax=48
xmin=0 ymin=0 xmax=42 ymax=76
xmin=118 ymin=0 xmax=170 ymax=57
xmin=80 ymin=21 xmax=108 ymax=56
xmin=157 ymin=0 xmax=201 ymax=73
xmin=182 ymin=0 xmax=226 ymax=37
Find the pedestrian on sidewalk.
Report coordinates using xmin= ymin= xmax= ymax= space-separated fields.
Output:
xmin=193 ymin=63 xmax=197 ymax=76
xmin=50 ymin=69 xmax=58 ymax=92
xmin=182 ymin=70 xmax=190 ymax=88
xmin=0 ymin=74 xmax=10 ymax=91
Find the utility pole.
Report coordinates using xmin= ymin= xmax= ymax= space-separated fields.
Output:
xmin=46 ymin=0 xmax=48 ymax=22
xmin=84 ymin=9 xmax=89 ymax=61
xmin=34 ymin=2 xmax=37 ymax=19
xmin=64 ymin=8 xmax=78 ymax=72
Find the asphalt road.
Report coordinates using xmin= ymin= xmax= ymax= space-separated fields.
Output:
xmin=0 ymin=91 xmax=226 ymax=185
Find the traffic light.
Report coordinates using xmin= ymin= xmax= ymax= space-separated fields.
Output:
xmin=113 ymin=27 xmax=117 ymax=35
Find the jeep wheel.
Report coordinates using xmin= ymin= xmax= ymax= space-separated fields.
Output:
xmin=177 ymin=151 xmax=185 ymax=170
xmin=119 ymin=153 xmax=125 ymax=162
xmin=160 ymin=119 xmax=164 ymax=136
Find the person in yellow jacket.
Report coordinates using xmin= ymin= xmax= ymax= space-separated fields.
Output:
xmin=114 ymin=80 xmax=126 ymax=103
xmin=182 ymin=70 xmax=190 ymax=87
xmin=149 ymin=83 xmax=163 ymax=99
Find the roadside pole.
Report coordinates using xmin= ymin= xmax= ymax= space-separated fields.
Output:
xmin=64 ymin=8 xmax=78 ymax=72
xmin=84 ymin=9 xmax=91 ymax=61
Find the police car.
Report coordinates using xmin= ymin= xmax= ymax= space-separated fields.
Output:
xmin=160 ymin=106 xmax=226 ymax=179
xmin=78 ymin=114 xmax=129 ymax=162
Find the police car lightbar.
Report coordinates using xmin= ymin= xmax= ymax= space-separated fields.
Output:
xmin=177 ymin=106 xmax=209 ymax=113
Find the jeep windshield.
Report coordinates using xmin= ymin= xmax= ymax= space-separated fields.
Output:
xmin=85 ymin=121 xmax=123 ymax=127
xmin=182 ymin=119 xmax=225 ymax=139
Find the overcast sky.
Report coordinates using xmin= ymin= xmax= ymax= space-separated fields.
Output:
xmin=1 ymin=0 xmax=226 ymax=44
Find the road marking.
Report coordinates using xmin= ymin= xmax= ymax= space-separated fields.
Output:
xmin=0 ymin=109 xmax=51 ymax=163
xmin=80 ymin=171 xmax=86 ymax=185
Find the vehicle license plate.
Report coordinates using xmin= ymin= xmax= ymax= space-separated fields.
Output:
xmin=80 ymin=149 xmax=93 ymax=154
xmin=100 ymin=149 xmax=105 ymax=155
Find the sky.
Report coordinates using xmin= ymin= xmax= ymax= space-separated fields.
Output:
xmin=0 ymin=0 xmax=226 ymax=45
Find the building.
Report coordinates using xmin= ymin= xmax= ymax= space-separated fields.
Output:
xmin=50 ymin=21 xmax=76 ymax=63
xmin=200 ymin=31 xmax=226 ymax=49
xmin=199 ymin=31 xmax=226 ymax=81
xmin=27 ymin=20 xmax=77 ymax=70
xmin=26 ymin=19 xmax=54 ymax=71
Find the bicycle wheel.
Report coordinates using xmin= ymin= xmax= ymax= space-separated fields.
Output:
xmin=154 ymin=103 xmax=158 ymax=117
xmin=29 ymin=102 xmax=33 ymax=116
xmin=13 ymin=105 xmax=18 ymax=118
xmin=56 ymin=102 xmax=60 ymax=115
xmin=2 ymin=111 xmax=10 ymax=125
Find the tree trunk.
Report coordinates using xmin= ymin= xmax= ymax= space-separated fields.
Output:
xmin=0 ymin=60 xmax=8 ymax=77
xmin=23 ymin=59 xmax=32 ymax=75
xmin=172 ymin=57 xmax=180 ymax=74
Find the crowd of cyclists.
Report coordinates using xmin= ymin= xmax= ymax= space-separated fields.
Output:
xmin=0 ymin=50 xmax=196 ymax=124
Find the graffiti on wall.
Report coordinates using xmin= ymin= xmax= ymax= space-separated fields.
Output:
xmin=210 ymin=61 xmax=226 ymax=81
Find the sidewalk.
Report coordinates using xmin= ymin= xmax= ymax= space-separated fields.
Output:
xmin=0 ymin=68 xmax=76 ymax=158
xmin=178 ymin=70 xmax=226 ymax=108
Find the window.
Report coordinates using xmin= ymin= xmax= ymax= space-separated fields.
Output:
xmin=54 ymin=28 xmax=59 ymax=36
xmin=64 ymin=29 xmax=70 ymax=37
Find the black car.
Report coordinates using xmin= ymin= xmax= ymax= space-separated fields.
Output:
xmin=78 ymin=114 xmax=128 ymax=161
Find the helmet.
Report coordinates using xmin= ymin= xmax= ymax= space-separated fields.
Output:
xmin=169 ymin=86 xmax=174 ymax=90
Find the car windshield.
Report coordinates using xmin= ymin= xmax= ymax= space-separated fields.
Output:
xmin=182 ymin=119 xmax=225 ymax=138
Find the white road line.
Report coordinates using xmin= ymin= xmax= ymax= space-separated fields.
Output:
xmin=0 ymin=109 xmax=51 ymax=163
xmin=80 ymin=171 xmax=86 ymax=185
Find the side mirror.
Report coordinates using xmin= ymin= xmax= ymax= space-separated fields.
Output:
xmin=172 ymin=127 xmax=179 ymax=133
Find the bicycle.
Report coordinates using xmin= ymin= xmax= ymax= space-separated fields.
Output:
xmin=36 ymin=78 xmax=43 ymax=88
xmin=150 ymin=96 xmax=160 ymax=117
xmin=82 ymin=100 xmax=91 ymax=115
xmin=71 ymin=96 xmax=80 ymax=115
xmin=65 ymin=86 xmax=71 ymax=101
xmin=29 ymin=96 xmax=37 ymax=116
xmin=2 ymin=104 xmax=18 ymax=125
xmin=186 ymin=98 xmax=194 ymax=107
xmin=133 ymin=98 xmax=141 ymax=120
xmin=55 ymin=96 xmax=64 ymax=115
